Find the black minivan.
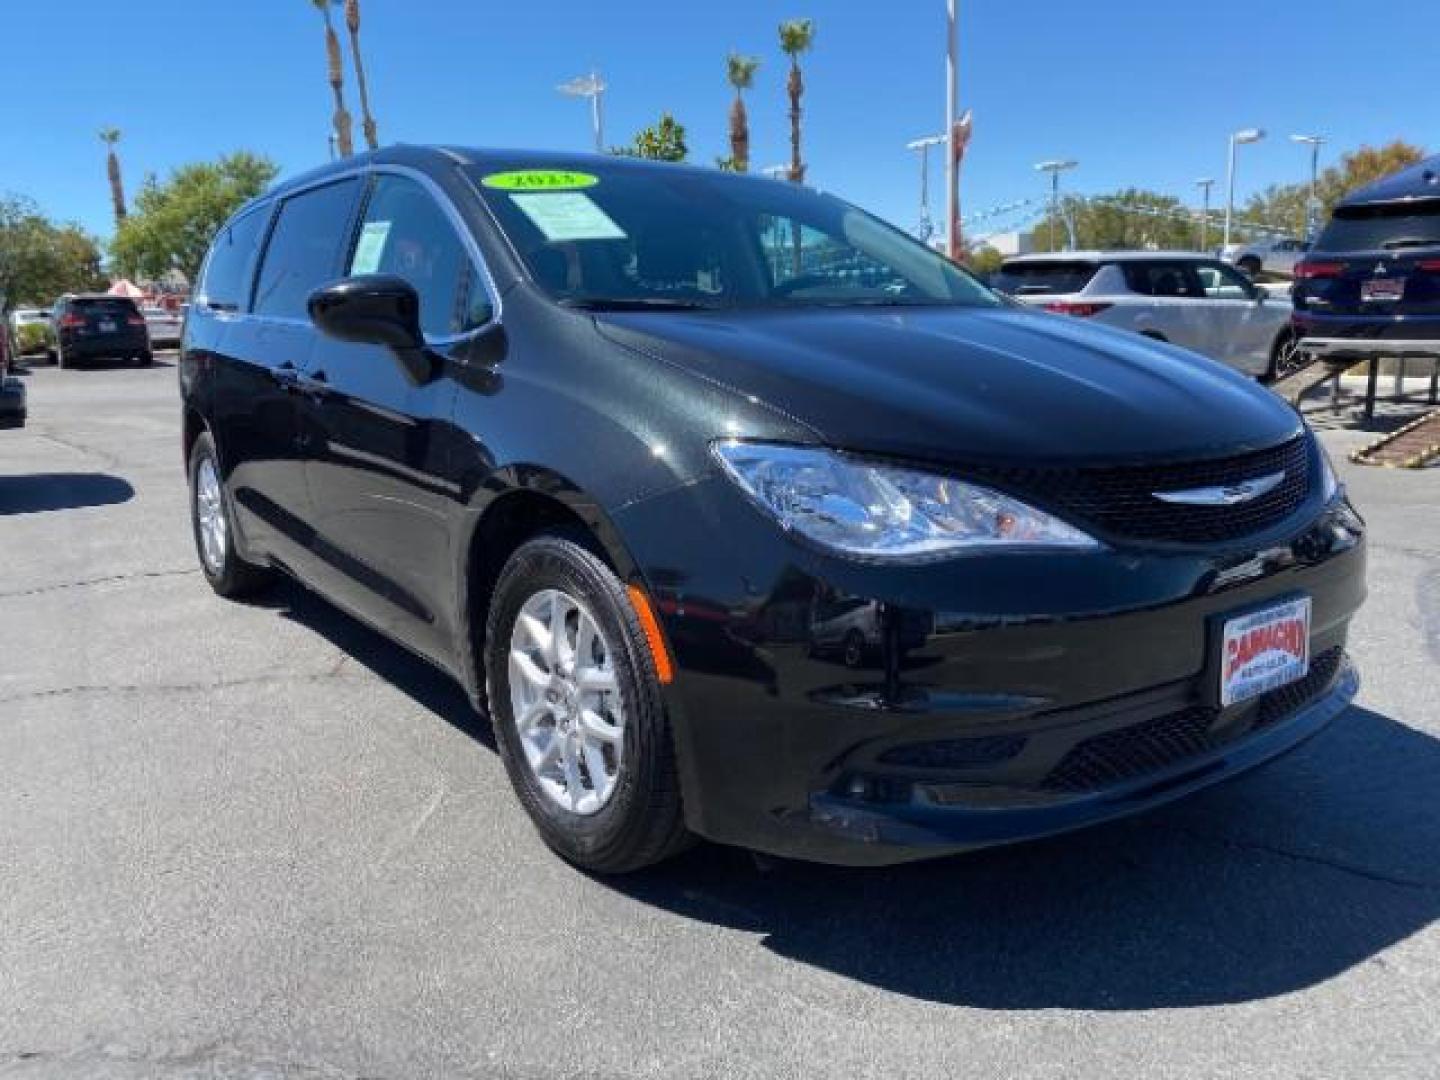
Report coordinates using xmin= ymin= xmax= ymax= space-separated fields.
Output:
xmin=181 ymin=146 xmax=1366 ymax=872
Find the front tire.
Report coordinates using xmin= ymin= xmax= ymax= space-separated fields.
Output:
xmin=485 ymin=533 xmax=690 ymax=873
xmin=188 ymin=431 xmax=274 ymax=598
xmin=1265 ymin=332 xmax=1308 ymax=383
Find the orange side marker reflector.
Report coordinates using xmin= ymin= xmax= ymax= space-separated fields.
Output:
xmin=627 ymin=584 xmax=675 ymax=685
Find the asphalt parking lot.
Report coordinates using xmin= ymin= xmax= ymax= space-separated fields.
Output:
xmin=2 ymin=357 xmax=1437 ymax=1079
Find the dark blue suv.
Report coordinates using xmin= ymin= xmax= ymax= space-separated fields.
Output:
xmin=1294 ymin=156 xmax=1440 ymax=362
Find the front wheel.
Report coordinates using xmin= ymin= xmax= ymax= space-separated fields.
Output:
xmin=1265 ymin=333 xmax=1309 ymax=383
xmin=188 ymin=431 xmax=274 ymax=598
xmin=485 ymin=533 xmax=690 ymax=873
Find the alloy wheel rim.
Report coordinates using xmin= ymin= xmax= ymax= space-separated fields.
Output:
xmin=508 ymin=589 xmax=625 ymax=815
xmin=196 ymin=457 xmax=227 ymax=574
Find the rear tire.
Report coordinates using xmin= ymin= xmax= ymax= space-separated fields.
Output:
xmin=188 ymin=431 xmax=274 ymax=599
xmin=485 ymin=533 xmax=690 ymax=873
xmin=135 ymin=351 xmax=154 ymax=367
xmin=56 ymin=344 xmax=71 ymax=370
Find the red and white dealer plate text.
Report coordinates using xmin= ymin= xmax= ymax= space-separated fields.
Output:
xmin=1220 ymin=597 xmax=1311 ymax=707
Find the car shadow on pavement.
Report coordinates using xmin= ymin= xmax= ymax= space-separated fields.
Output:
xmin=230 ymin=578 xmax=1440 ymax=1010
xmin=0 ymin=473 xmax=135 ymax=515
xmin=609 ymin=705 xmax=1440 ymax=1010
xmin=264 ymin=578 xmax=495 ymax=750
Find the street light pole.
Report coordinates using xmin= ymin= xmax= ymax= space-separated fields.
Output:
xmin=1035 ymin=159 xmax=1078 ymax=251
xmin=1195 ymin=178 xmax=1215 ymax=250
xmin=945 ymin=0 xmax=963 ymax=259
xmin=1291 ymin=134 xmax=1326 ymax=240
xmin=558 ymin=70 xmax=607 ymax=153
xmin=908 ymin=134 xmax=945 ymax=242
xmin=1223 ymin=127 xmax=1265 ymax=249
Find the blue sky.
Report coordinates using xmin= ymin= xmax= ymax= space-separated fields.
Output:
xmin=0 ymin=1 xmax=1435 ymax=247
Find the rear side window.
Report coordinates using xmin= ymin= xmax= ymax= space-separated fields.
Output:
xmin=992 ymin=261 xmax=1098 ymax=296
xmin=1317 ymin=199 xmax=1440 ymax=253
xmin=254 ymin=179 xmax=361 ymax=319
xmin=201 ymin=207 xmax=270 ymax=312
xmin=1122 ymin=262 xmax=1205 ymax=298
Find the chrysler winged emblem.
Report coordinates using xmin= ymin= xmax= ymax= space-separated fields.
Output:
xmin=1153 ymin=471 xmax=1285 ymax=506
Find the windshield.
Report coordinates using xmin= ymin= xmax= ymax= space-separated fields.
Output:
xmin=468 ymin=162 xmax=1001 ymax=311
xmin=1317 ymin=198 xmax=1440 ymax=253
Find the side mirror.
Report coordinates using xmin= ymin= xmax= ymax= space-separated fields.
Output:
xmin=308 ymin=275 xmax=432 ymax=381
xmin=309 ymin=274 xmax=423 ymax=350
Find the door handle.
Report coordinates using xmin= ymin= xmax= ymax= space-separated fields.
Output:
xmin=295 ymin=369 xmax=330 ymax=398
xmin=272 ymin=363 xmax=300 ymax=388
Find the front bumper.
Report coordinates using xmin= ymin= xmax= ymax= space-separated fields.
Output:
xmin=615 ymin=477 xmax=1367 ymax=866
xmin=0 ymin=375 xmax=26 ymax=429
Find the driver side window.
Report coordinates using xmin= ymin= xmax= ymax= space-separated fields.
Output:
xmin=349 ymin=175 xmax=484 ymax=338
xmin=1196 ymin=262 xmax=1256 ymax=300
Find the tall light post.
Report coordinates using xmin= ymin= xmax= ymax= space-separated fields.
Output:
xmin=1035 ymin=159 xmax=1078 ymax=251
xmin=1291 ymin=133 xmax=1326 ymax=239
xmin=945 ymin=0 xmax=959 ymax=258
xmin=557 ymin=70 xmax=607 ymax=153
xmin=1195 ymin=177 xmax=1215 ymax=250
xmin=1223 ymin=127 xmax=1265 ymax=249
xmin=907 ymin=134 xmax=945 ymax=242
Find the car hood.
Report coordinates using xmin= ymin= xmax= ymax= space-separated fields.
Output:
xmin=595 ymin=306 xmax=1302 ymax=467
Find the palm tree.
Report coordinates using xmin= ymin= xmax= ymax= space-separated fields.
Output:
xmin=777 ymin=19 xmax=815 ymax=184
xmin=99 ymin=128 xmax=126 ymax=225
xmin=726 ymin=53 xmax=761 ymax=174
xmin=344 ymin=0 xmax=379 ymax=150
xmin=311 ymin=0 xmax=353 ymax=157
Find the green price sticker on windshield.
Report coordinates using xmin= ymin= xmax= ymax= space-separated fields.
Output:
xmin=482 ymin=170 xmax=599 ymax=192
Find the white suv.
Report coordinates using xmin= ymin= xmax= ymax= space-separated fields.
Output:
xmin=1220 ymin=236 xmax=1310 ymax=278
xmin=993 ymin=251 xmax=1299 ymax=380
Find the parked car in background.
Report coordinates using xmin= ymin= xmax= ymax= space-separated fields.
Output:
xmin=7 ymin=308 xmax=55 ymax=359
xmin=0 ymin=323 xmax=24 ymax=428
xmin=50 ymin=294 xmax=152 ymax=369
xmin=180 ymin=147 xmax=1364 ymax=872
xmin=1221 ymin=236 xmax=1310 ymax=278
xmin=141 ymin=305 xmax=183 ymax=348
xmin=993 ymin=252 xmax=1300 ymax=379
xmin=1293 ymin=155 xmax=1440 ymax=364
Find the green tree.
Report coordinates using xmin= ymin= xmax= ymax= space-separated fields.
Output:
xmin=967 ymin=245 xmax=1005 ymax=276
xmin=778 ymin=19 xmax=816 ymax=183
xmin=620 ymin=113 xmax=689 ymax=162
xmin=726 ymin=52 xmax=761 ymax=174
xmin=1240 ymin=140 xmax=1427 ymax=238
xmin=110 ymin=152 xmax=278 ymax=284
xmin=1027 ymin=189 xmax=1197 ymax=253
xmin=0 ymin=195 xmax=105 ymax=309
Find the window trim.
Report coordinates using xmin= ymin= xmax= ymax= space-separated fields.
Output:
xmin=249 ymin=175 xmax=365 ymax=323
xmin=195 ymin=200 xmax=276 ymax=315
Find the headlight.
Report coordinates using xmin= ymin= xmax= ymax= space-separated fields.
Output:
xmin=712 ymin=441 xmax=1099 ymax=560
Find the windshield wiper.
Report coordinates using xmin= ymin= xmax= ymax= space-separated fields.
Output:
xmin=557 ymin=296 xmax=721 ymax=312
xmin=1381 ymin=237 xmax=1440 ymax=250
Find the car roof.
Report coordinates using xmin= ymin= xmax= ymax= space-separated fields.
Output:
xmin=1000 ymin=250 xmax=1218 ymax=265
xmin=1338 ymin=155 xmax=1440 ymax=207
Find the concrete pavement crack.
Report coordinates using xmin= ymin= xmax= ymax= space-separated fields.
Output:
xmin=1164 ymin=824 xmax=1438 ymax=892
xmin=0 ymin=567 xmax=197 ymax=600
xmin=0 ymin=669 xmax=367 ymax=707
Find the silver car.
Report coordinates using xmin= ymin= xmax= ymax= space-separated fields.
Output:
xmin=993 ymin=251 xmax=1298 ymax=380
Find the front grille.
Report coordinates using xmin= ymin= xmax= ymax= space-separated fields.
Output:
xmin=1040 ymin=647 xmax=1345 ymax=794
xmin=973 ymin=436 xmax=1311 ymax=544
xmin=878 ymin=733 xmax=1027 ymax=770
xmin=1253 ymin=647 xmax=1344 ymax=729
xmin=1041 ymin=706 xmax=1217 ymax=794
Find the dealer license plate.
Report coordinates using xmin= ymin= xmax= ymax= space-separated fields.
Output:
xmin=1361 ymin=277 xmax=1406 ymax=302
xmin=1220 ymin=597 xmax=1310 ymax=707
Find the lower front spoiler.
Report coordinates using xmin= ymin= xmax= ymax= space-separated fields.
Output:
xmin=796 ymin=658 xmax=1359 ymax=867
